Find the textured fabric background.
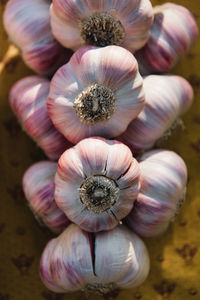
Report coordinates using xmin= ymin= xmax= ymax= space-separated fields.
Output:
xmin=0 ymin=0 xmax=200 ymax=299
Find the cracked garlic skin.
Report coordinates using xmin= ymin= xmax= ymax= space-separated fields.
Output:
xmin=47 ymin=45 xmax=145 ymax=144
xmin=50 ymin=0 xmax=153 ymax=52
xmin=55 ymin=137 xmax=140 ymax=232
xmin=40 ymin=224 xmax=150 ymax=293
xmin=3 ymin=0 xmax=72 ymax=75
xmin=125 ymin=150 xmax=187 ymax=237
xmin=23 ymin=161 xmax=70 ymax=233
xmin=119 ymin=75 xmax=193 ymax=153
xmin=9 ymin=76 xmax=72 ymax=160
xmin=135 ymin=3 xmax=198 ymax=75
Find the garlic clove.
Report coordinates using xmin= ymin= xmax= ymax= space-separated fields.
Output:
xmin=23 ymin=161 xmax=70 ymax=233
xmin=40 ymin=224 xmax=150 ymax=293
xmin=50 ymin=0 xmax=153 ymax=52
xmin=47 ymin=46 xmax=145 ymax=143
xmin=135 ymin=3 xmax=198 ymax=75
xmin=9 ymin=76 xmax=72 ymax=160
xmin=3 ymin=0 xmax=72 ymax=75
xmin=55 ymin=138 xmax=140 ymax=232
xmin=126 ymin=149 xmax=187 ymax=237
xmin=118 ymin=74 xmax=193 ymax=153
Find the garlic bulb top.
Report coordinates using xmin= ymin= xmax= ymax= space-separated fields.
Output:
xmin=9 ymin=76 xmax=72 ymax=160
xmin=119 ymin=75 xmax=193 ymax=153
xmin=47 ymin=45 xmax=145 ymax=143
xmin=3 ymin=0 xmax=72 ymax=75
xmin=23 ymin=161 xmax=70 ymax=233
xmin=126 ymin=149 xmax=187 ymax=237
xmin=55 ymin=137 xmax=140 ymax=232
xmin=40 ymin=224 xmax=150 ymax=293
xmin=50 ymin=0 xmax=153 ymax=52
xmin=135 ymin=2 xmax=198 ymax=75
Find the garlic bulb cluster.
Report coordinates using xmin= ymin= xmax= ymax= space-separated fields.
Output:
xmin=50 ymin=0 xmax=154 ymax=52
xmin=119 ymin=75 xmax=193 ymax=153
xmin=40 ymin=224 xmax=150 ymax=293
xmin=55 ymin=137 xmax=140 ymax=232
xmin=23 ymin=161 xmax=70 ymax=233
xmin=3 ymin=0 xmax=72 ymax=75
xmin=47 ymin=45 xmax=145 ymax=143
xmin=9 ymin=76 xmax=72 ymax=160
xmin=126 ymin=150 xmax=187 ymax=237
xmin=135 ymin=3 xmax=198 ymax=75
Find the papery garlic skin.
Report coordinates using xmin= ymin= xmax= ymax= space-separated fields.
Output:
xmin=50 ymin=0 xmax=153 ymax=52
xmin=135 ymin=3 xmax=198 ymax=75
xmin=55 ymin=137 xmax=140 ymax=232
xmin=9 ymin=76 xmax=72 ymax=160
xmin=23 ymin=161 xmax=70 ymax=233
xmin=47 ymin=46 xmax=145 ymax=143
xmin=119 ymin=75 xmax=193 ymax=153
xmin=126 ymin=150 xmax=187 ymax=237
xmin=40 ymin=224 xmax=150 ymax=293
xmin=3 ymin=0 xmax=72 ymax=75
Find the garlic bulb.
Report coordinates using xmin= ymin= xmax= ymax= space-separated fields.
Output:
xmin=23 ymin=161 xmax=70 ymax=233
xmin=47 ymin=45 xmax=145 ymax=143
xmin=9 ymin=76 xmax=72 ymax=160
xmin=55 ymin=137 xmax=140 ymax=232
xmin=119 ymin=75 xmax=193 ymax=153
xmin=50 ymin=0 xmax=153 ymax=52
xmin=135 ymin=3 xmax=198 ymax=75
xmin=40 ymin=224 xmax=150 ymax=293
xmin=126 ymin=150 xmax=187 ymax=237
xmin=3 ymin=0 xmax=72 ymax=75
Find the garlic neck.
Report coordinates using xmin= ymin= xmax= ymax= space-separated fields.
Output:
xmin=80 ymin=12 xmax=125 ymax=47
xmin=74 ymin=83 xmax=116 ymax=125
xmin=79 ymin=175 xmax=119 ymax=213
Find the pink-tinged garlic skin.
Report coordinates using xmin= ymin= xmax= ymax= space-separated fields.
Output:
xmin=126 ymin=150 xmax=187 ymax=237
xmin=55 ymin=137 xmax=140 ymax=232
xmin=47 ymin=46 xmax=145 ymax=144
xmin=3 ymin=0 xmax=72 ymax=75
xmin=135 ymin=3 xmax=198 ymax=75
xmin=50 ymin=0 xmax=153 ymax=52
xmin=40 ymin=224 xmax=150 ymax=293
xmin=9 ymin=76 xmax=72 ymax=160
xmin=23 ymin=161 xmax=70 ymax=233
xmin=119 ymin=75 xmax=193 ymax=153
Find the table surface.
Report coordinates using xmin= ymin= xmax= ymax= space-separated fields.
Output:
xmin=0 ymin=0 xmax=200 ymax=299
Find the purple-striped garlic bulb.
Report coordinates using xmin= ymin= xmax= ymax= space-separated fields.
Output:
xmin=119 ymin=75 xmax=193 ymax=153
xmin=55 ymin=137 xmax=140 ymax=232
xmin=47 ymin=46 xmax=145 ymax=143
xmin=23 ymin=161 xmax=70 ymax=233
xmin=40 ymin=224 xmax=150 ymax=293
xmin=135 ymin=3 xmax=198 ymax=75
xmin=125 ymin=150 xmax=187 ymax=237
xmin=9 ymin=76 xmax=72 ymax=160
xmin=50 ymin=0 xmax=153 ymax=52
xmin=3 ymin=0 xmax=72 ymax=75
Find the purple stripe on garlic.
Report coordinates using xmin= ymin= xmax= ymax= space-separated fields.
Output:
xmin=23 ymin=161 xmax=70 ymax=233
xmin=125 ymin=149 xmax=187 ymax=237
xmin=3 ymin=0 xmax=72 ymax=75
xmin=118 ymin=75 xmax=193 ymax=153
xmin=9 ymin=76 xmax=72 ymax=160
xmin=47 ymin=45 xmax=145 ymax=143
xmin=55 ymin=137 xmax=140 ymax=232
xmin=135 ymin=2 xmax=198 ymax=75
xmin=40 ymin=224 xmax=150 ymax=293
xmin=50 ymin=0 xmax=153 ymax=52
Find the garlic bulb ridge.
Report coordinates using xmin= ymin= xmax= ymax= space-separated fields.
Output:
xmin=40 ymin=224 xmax=150 ymax=293
xmin=47 ymin=45 xmax=145 ymax=143
xmin=23 ymin=161 xmax=70 ymax=233
xmin=55 ymin=137 xmax=140 ymax=232
xmin=50 ymin=0 xmax=154 ymax=52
